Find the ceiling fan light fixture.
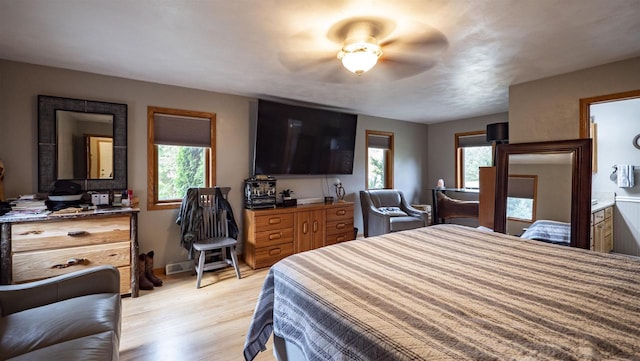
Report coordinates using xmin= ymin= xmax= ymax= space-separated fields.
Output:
xmin=337 ymin=39 xmax=382 ymax=75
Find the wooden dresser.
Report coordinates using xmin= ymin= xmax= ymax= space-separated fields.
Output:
xmin=0 ymin=208 xmax=140 ymax=297
xmin=243 ymin=202 xmax=354 ymax=269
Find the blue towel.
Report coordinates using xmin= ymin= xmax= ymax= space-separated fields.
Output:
xmin=617 ymin=165 xmax=635 ymax=188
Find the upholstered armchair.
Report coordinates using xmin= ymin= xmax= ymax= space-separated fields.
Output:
xmin=360 ymin=189 xmax=429 ymax=237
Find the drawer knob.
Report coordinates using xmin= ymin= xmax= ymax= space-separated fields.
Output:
xmin=337 ymin=236 xmax=345 ymax=242
xmin=268 ymin=248 xmax=281 ymax=256
xmin=337 ymin=210 xmax=346 ymax=216
xmin=51 ymin=258 xmax=89 ymax=269
xmin=336 ymin=223 xmax=345 ymax=229
xmin=269 ymin=232 xmax=283 ymax=240
xmin=268 ymin=217 xmax=282 ymax=224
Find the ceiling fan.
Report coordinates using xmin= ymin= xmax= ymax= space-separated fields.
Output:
xmin=279 ymin=16 xmax=448 ymax=82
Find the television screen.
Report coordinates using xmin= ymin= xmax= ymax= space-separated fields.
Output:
xmin=253 ymin=100 xmax=357 ymax=175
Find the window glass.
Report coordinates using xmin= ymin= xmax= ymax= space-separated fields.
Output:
xmin=455 ymin=131 xmax=492 ymax=188
xmin=367 ymin=147 xmax=386 ymax=189
xmin=506 ymin=174 xmax=537 ymax=222
xmin=147 ymin=106 xmax=215 ymax=210
xmin=462 ymin=146 xmax=492 ymax=188
xmin=507 ymin=197 xmax=534 ymax=221
xmin=365 ymin=130 xmax=393 ymax=189
xmin=157 ymin=145 xmax=207 ymax=201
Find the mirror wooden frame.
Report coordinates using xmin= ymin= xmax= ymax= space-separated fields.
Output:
xmin=493 ymin=139 xmax=592 ymax=249
xmin=38 ymin=95 xmax=128 ymax=192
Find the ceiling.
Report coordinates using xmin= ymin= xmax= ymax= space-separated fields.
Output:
xmin=1 ymin=0 xmax=640 ymax=124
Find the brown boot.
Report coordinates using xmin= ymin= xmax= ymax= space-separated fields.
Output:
xmin=145 ymin=251 xmax=163 ymax=287
xmin=138 ymin=253 xmax=154 ymax=290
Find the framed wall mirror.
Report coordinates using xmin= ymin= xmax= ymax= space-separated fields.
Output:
xmin=38 ymin=95 xmax=127 ymax=192
xmin=494 ymin=139 xmax=592 ymax=249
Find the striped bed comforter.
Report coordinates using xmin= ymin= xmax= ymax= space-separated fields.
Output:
xmin=244 ymin=224 xmax=640 ymax=360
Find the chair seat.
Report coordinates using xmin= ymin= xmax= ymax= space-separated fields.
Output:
xmin=390 ymin=216 xmax=426 ymax=232
xmin=193 ymin=237 xmax=237 ymax=251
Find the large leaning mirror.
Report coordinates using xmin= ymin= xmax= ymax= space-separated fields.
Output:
xmin=494 ymin=139 xmax=592 ymax=249
xmin=38 ymin=95 xmax=127 ymax=192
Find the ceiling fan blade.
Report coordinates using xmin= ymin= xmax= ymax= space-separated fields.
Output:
xmin=379 ymin=25 xmax=449 ymax=56
xmin=373 ymin=56 xmax=438 ymax=80
xmin=278 ymin=50 xmax=336 ymax=73
xmin=327 ymin=16 xmax=396 ymax=43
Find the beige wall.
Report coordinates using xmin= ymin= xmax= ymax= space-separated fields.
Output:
xmin=509 ymin=57 xmax=640 ymax=143
xmin=0 ymin=60 xmax=428 ymax=267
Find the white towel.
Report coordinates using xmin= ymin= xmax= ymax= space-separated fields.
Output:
xmin=617 ymin=165 xmax=635 ymax=188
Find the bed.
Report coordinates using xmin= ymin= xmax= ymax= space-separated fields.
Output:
xmin=244 ymin=224 xmax=640 ymax=361
xmin=520 ymin=220 xmax=571 ymax=245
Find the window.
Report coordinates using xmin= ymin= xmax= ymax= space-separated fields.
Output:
xmin=147 ymin=107 xmax=216 ymax=210
xmin=366 ymin=130 xmax=393 ymax=189
xmin=455 ymin=131 xmax=492 ymax=188
xmin=506 ymin=175 xmax=537 ymax=222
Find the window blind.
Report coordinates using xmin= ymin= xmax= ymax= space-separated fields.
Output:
xmin=508 ymin=176 xmax=536 ymax=199
xmin=153 ymin=113 xmax=211 ymax=147
xmin=458 ymin=133 xmax=489 ymax=148
xmin=368 ymin=134 xmax=392 ymax=149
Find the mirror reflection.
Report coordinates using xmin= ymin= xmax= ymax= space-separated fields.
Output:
xmin=494 ymin=139 xmax=592 ymax=249
xmin=38 ymin=95 xmax=127 ymax=192
xmin=506 ymin=153 xmax=573 ymax=242
xmin=56 ymin=110 xmax=114 ymax=180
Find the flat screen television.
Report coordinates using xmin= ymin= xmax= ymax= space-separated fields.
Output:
xmin=253 ymin=99 xmax=357 ymax=175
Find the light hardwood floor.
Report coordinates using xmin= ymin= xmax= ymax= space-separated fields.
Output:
xmin=120 ymin=263 xmax=276 ymax=361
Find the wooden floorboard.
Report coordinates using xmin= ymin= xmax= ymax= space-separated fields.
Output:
xmin=120 ymin=262 xmax=276 ymax=361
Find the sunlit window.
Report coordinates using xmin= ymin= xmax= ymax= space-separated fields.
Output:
xmin=507 ymin=197 xmax=534 ymax=221
xmin=366 ymin=130 xmax=393 ymax=189
xmin=455 ymin=131 xmax=492 ymax=188
xmin=156 ymin=145 xmax=207 ymax=201
xmin=506 ymin=175 xmax=537 ymax=222
xmin=147 ymin=107 xmax=215 ymax=210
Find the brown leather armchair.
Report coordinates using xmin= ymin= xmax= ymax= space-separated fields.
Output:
xmin=360 ymin=189 xmax=429 ymax=237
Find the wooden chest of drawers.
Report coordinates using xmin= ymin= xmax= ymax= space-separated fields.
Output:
xmin=249 ymin=212 xmax=295 ymax=269
xmin=244 ymin=202 xmax=354 ymax=269
xmin=1 ymin=209 xmax=140 ymax=297
xmin=325 ymin=205 xmax=355 ymax=246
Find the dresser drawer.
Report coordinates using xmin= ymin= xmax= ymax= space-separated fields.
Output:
xmin=326 ymin=219 xmax=354 ymax=236
xmin=326 ymin=231 xmax=354 ymax=246
xmin=254 ymin=242 xmax=294 ymax=269
xmin=12 ymin=216 xmax=131 ymax=252
xmin=12 ymin=241 xmax=131 ymax=283
xmin=326 ymin=205 xmax=353 ymax=222
xmin=254 ymin=213 xmax=294 ymax=231
xmin=255 ymin=228 xmax=294 ymax=247
xmin=593 ymin=210 xmax=605 ymax=224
